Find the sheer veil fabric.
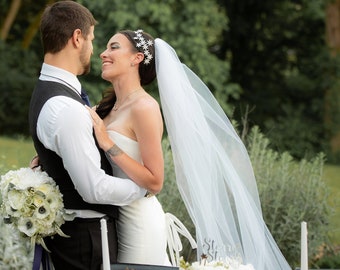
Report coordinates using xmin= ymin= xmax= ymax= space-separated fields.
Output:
xmin=155 ymin=38 xmax=291 ymax=270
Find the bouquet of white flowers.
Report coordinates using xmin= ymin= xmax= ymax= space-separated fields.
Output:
xmin=0 ymin=167 xmax=70 ymax=251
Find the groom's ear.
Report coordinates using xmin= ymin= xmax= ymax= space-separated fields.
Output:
xmin=71 ymin=29 xmax=83 ymax=48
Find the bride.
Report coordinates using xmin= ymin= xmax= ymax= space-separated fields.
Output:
xmin=88 ymin=29 xmax=292 ymax=270
xmin=88 ymin=29 xmax=173 ymax=266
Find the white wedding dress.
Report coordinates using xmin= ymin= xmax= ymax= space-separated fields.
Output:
xmin=107 ymin=130 xmax=172 ymax=266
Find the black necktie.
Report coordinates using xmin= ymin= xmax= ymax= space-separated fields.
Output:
xmin=80 ymin=88 xmax=91 ymax=106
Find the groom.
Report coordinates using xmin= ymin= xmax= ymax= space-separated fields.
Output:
xmin=29 ymin=1 xmax=146 ymax=269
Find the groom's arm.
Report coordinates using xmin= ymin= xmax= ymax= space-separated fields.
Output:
xmin=37 ymin=96 xmax=146 ymax=206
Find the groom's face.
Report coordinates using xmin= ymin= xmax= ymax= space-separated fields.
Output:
xmin=79 ymin=26 xmax=95 ymax=75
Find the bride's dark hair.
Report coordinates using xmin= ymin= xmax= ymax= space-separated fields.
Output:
xmin=96 ymin=29 xmax=156 ymax=119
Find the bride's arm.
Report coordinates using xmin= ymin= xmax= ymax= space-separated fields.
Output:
xmin=86 ymin=102 xmax=164 ymax=195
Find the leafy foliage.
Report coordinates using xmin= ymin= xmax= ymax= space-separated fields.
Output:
xmin=78 ymin=0 xmax=237 ymax=113
xmin=0 ymin=130 xmax=334 ymax=268
xmin=0 ymin=41 xmax=40 ymax=135
xmin=247 ymin=126 xmax=331 ymax=268
xmin=314 ymin=246 xmax=340 ymax=268
xmin=159 ymin=126 xmax=331 ymax=268
xmin=219 ymin=0 xmax=340 ymax=160
xmin=2 ymin=0 xmax=340 ymax=163
xmin=0 ymin=0 xmax=238 ymax=135
xmin=263 ymin=103 xmax=324 ymax=159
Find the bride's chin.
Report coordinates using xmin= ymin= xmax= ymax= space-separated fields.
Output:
xmin=101 ymin=73 xmax=110 ymax=81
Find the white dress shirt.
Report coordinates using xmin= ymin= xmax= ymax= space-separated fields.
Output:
xmin=37 ymin=63 xmax=146 ymax=217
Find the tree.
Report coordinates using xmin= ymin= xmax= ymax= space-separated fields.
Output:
xmin=0 ymin=0 xmax=22 ymax=41
xmin=0 ymin=0 xmax=237 ymax=136
xmin=218 ymin=0 xmax=340 ymax=160
xmin=79 ymin=0 xmax=237 ymax=113
xmin=0 ymin=0 xmax=53 ymax=135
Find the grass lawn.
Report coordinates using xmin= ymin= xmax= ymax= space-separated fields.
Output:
xmin=0 ymin=136 xmax=36 ymax=174
xmin=0 ymin=136 xmax=340 ymax=247
xmin=322 ymin=164 xmax=340 ymax=245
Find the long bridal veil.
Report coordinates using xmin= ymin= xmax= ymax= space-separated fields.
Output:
xmin=155 ymin=38 xmax=291 ymax=270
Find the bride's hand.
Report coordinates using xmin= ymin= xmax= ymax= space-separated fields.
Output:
xmin=30 ymin=155 xmax=40 ymax=170
xmin=85 ymin=105 xmax=115 ymax=151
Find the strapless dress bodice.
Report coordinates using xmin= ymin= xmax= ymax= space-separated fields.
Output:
xmin=106 ymin=130 xmax=171 ymax=266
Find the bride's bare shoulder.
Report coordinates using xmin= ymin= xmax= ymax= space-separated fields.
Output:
xmin=132 ymin=94 xmax=160 ymax=113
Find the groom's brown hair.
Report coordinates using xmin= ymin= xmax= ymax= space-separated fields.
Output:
xmin=40 ymin=1 xmax=97 ymax=54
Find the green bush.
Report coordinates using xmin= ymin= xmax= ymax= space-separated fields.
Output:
xmin=263 ymin=102 xmax=325 ymax=160
xmin=0 ymin=42 xmax=40 ymax=136
xmin=0 ymin=129 xmax=332 ymax=268
xmin=247 ymin=126 xmax=331 ymax=268
xmin=314 ymin=247 xmax=340 ymax=269
xmin=159 ymin=126 xmax=331 ymax=269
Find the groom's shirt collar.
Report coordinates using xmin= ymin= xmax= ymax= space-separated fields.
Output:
xmin=39 ymin=63 xmax=82 ymax=95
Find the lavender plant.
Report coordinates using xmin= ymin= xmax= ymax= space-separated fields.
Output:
xmin=247 ymin=126 xmax=331 ymax=268
xmin=159 ymin=126 xmax=331 ymax=268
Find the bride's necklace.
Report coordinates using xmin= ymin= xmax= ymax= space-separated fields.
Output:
xmin=113 ymin=89 xmax=141 ymax=111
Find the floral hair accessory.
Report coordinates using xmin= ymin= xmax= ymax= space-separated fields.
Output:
xmin=133 ymin=29 xmax=153 ymax=65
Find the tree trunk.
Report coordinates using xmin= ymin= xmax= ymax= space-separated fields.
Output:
xmin=0 ymin=0 xmax=22 ymax=41
xmin=325 ymin=0 xmax=340 ymax=155
xmin=22 ymin=0 xmax=56 ymax=49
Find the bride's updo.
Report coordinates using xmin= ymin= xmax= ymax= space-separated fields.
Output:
xmin=119 ymin=29 xmax=156 ymax=86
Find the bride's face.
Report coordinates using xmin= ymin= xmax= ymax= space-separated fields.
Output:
xmin=100 ymin=33 xmax=137 ymax=82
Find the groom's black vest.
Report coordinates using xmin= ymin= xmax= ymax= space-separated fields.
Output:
xmin=29 ymin=80 xmax=118 ymax=218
